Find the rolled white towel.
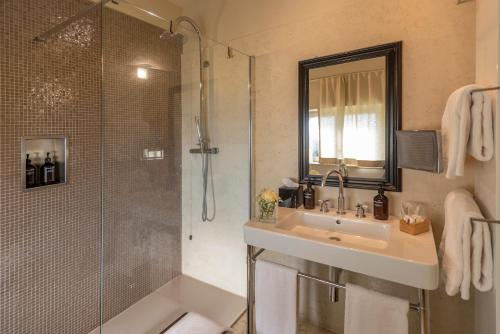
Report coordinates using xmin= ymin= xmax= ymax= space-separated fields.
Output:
xmin=468 ymin=90 xmax=494 ymax=161
xmin=471 ymin=215 xmax=493 ymax=292
xmin=441 ymin=85 xmax=494 ymax=179
xmin=439 ymin=189 xmax=493 ymax=300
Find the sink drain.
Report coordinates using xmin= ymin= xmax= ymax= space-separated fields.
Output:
xmin=329 ymin=236 xmax=341 ymax=241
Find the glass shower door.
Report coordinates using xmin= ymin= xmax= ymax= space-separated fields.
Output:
xmin=100 ymin=2 xmax=183 ymax=328
xmin=181 ymin=38 xmax=252 ymax=297
xmin=99 ymin=2 xmax=252 ymax=333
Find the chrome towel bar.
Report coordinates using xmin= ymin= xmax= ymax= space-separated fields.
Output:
xmin=249 ymin=250 xmax=422 ymax=311
xmin=247 ymin=246 xmax=431 ymax=334
xmin=471 ymin=217 xmax=500 ymax=225
xmin=470 ymin=86 xmax=500 ymax=94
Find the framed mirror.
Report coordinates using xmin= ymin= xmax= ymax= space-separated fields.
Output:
xmin=299 ymin=42 xmax=402 ymax=191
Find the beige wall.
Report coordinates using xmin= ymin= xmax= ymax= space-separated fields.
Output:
xmin=178 ymin=0 xmax=478 ymax=333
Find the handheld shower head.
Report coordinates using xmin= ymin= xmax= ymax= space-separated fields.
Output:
xmin=195 ymin=116 xmax=204 ymax=145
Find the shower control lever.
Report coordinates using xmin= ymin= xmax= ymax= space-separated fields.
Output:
xmin=189 ymin=147 xmax=219 ymax=154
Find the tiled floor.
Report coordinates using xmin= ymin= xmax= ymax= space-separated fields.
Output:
xmin=231 ymin=313 xmax=336 ymax=334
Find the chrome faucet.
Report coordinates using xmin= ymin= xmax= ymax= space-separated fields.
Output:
xmin=321 ymin=168 xmax=346 ymax=215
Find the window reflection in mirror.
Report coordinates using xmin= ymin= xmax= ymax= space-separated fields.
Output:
xmin=308 ymin=57 xmax=386 ymax=179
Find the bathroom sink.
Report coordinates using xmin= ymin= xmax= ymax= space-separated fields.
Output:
xmin=244 ymin=207 xmax=439 ymax=290
xmin=274 ymin=211 xmax=391 ymax=250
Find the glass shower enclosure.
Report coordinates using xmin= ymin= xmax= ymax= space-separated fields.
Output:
xmin=100 ymin=1 xmax=252 ymax=332
xmin=0 ymin=0 xmax=252 ymax=333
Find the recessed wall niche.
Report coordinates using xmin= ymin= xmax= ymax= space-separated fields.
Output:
xmin=21 ymin=137 xmax=67 ymax=190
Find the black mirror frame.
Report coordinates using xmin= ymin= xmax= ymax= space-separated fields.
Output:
xmin=299 ymin=41 xmax=402 ymax=192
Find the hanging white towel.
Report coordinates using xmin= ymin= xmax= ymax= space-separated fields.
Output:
xmin=255 ymin=260 xmax=298 ymax=334
xmin=164 ymin=312 xmax=231 ymax=334
xmin=344 ymin=283 xmax=409 ymax=334
xmin=439 ymin=189 xmax=493 ymax=300
xmin=441 ymin=84 xmax=494 ymax=179
xmin=468 ymin=90 xmax=494 ymax=161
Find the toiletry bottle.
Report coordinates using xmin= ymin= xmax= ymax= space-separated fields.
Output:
xmin=25 ymin=154 xmax=36 ymax=188
xmin=303 ymin=182 xmax=315 ymax=210
xmin=373 ymin=186 xmax=389 ymax=220
xmin=41 ymin=152 xmax=55 ymax=185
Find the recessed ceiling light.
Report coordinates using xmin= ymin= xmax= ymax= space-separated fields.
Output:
xmin=137 ymin=67 xmax=148 ymax=79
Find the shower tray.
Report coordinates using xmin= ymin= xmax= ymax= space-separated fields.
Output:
xmin=89 ymin=275 xmax=245 ymax=334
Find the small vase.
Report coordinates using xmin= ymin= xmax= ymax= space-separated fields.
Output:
xmin=258 ymin=201 xmax=278 ymax=223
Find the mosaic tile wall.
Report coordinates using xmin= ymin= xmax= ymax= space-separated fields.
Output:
xmin=0 ymin=1 xmax=102 ymax=333
xmin=0 ymin=1 xmax=182 ymax=332
xmin=101 ymin=9 xmax=182 ymax=322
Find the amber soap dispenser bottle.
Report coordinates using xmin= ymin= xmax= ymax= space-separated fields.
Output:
xmin=303 ymin=182 xmax=315 ymax=210
xmin=373 ymin=186 xmax=389 ymax=220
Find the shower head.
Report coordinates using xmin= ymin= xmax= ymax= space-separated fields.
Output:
xmin=159 ymin=24 xmax=175 ymax=39
xmin=160 ymin=16 xmax=202 ymax=41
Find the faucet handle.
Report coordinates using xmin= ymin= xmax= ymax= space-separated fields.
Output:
xmin=319 ymin=199 xmax=331 ymax=213
xmin=318 ymin=199 xmax=330 ymax=206
xmin=355 ymin=203 xmax=366 ymax=218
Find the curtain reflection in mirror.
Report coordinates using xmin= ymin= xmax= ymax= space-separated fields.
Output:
xmin=309 ymin=69 xmax=386 ymax=169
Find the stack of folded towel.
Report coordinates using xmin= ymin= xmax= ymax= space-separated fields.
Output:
xmin=441 ymin=84 xmax=494 ymax=179
xmin=440 ymin=189 xmax=493 ymax=300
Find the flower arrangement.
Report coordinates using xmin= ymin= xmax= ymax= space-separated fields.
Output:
xmin=257 ymin=188 xmax=280 ymax=223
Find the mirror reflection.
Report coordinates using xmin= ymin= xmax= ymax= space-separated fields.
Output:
xmin=308 ymin=57 xmax=386 ymax=179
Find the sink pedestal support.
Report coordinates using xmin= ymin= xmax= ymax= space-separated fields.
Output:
xmin=246 ymin=245 xmax=431 ymax=334
xmin=246 ymin=245 xmax=255 ymax=334
xmin=328 ymin=266 xmax=341 ymax=303
xmin=419 ymin=289 xmax=430 ymax=334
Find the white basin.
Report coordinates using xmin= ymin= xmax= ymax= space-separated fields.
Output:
xmin=275 ymin=211 xmax=391 ymax=249
xmin=244 ymin=207 xmax=439 ymax=290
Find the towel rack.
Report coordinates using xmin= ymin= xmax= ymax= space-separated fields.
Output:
xmin=246 ymin=246 xmax=430 ymax=334
xmin=471 ymin=217 xmax=500 ymax=225
xmin=470 ymin=86 xmax=500 ymax=94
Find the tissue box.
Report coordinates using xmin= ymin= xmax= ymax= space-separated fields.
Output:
xmin=399 ymin=219 xmax=430 ymax=235
xmin=278 ymin=186 xmax=303 ymax=208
